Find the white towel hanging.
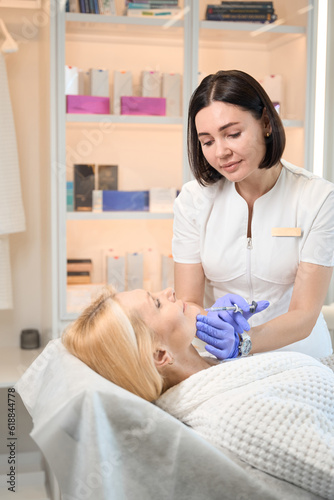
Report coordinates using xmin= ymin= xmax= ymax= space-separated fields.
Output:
xmin=0 ymin=49 xmax=25 ymax=309
xmin=0 ymin=19 xmax=18 ymax=54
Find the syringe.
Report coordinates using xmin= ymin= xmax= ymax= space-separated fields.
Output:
xmin=205 ymin=301 xmax=258 ymax=314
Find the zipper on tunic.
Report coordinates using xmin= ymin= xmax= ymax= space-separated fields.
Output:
xmin=246 ymin=237 xmax=253 ymax=302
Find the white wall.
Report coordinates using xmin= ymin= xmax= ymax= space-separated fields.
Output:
xmin=0 ymin=7 xmax=50 ymax=347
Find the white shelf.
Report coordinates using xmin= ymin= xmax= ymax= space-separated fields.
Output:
xmin=66 ymin=114 xmax=183 ymax=125
xmin=0 ymin=347 xmax=43 ymax=388
xmin=66 ymin=12 xmax=183 ymax=27
xmin=199 ymin=20 xmax=306 ymax=48
xmin=200 ymin=20 xmax=305 ymax=34
xmin=67 ymin=211 xmax=173 ymax=220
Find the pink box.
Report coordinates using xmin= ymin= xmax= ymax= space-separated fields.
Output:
xmin=121 ymin=96 xmax=166 ymax=116
xmin=66 ymin=95 xmax=110 ymax=114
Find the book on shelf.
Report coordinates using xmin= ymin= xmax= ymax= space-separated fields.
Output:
xmin=70 ymin=0 xmax=116 ymax=14
xmin=206 ymin=4 xmax=277 ymax=23
xmin=127 ymin=7 xmax=181 ymax=17
xmin=220 ymin=1 xmax=274 ymax=9
xmin=126 ymin=1 xmax=179 ymax=7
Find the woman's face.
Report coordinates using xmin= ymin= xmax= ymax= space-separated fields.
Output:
xmin=195 ymin=101 xmax=270 ymax=182
xmin=117 ymin=288 xmax=200 ymax=352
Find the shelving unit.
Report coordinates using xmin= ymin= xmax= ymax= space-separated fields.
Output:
xmin=50 ymin=0 xmax=318 ymax=336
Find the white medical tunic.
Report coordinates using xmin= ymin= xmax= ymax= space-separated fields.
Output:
xmin=173 ymin=160 xmax=334 ymax=358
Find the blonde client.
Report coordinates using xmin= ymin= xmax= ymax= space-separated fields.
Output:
xmin=63 ymin=287 xmax=334 ymax=499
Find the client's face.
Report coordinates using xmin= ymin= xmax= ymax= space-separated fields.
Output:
xmin=117 ymin=288 xmax=200 ymax=352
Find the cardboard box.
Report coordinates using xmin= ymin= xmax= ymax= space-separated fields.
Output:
xmin=65 ymin=66 xmax=79 ymax=95
xmin=66 ymin=95 xmax=110 ymax=114
xmin=142 ymin=70 xmax=161 ymax=97
xmin=113 ymin=70 xmax=133 ymax=115
xmin=127 ymin=252 xmax=143 ymax=290
xmin=149 ymin=187 xmax=177 ymax=212
xmin=106 ymin=255 xmax=125 ymax=292
xmin=74 ymin=164 xmax=95 ymax=211
xmin=162 ymin=73 xmax=181 ymax=116
xmin=121 ymin=96 xmax=166 ymax=116
xmin=89 ymin=68 xmax=109 ymax=97
xmin=98 ymin=164 xmax=118 ymax=190
xmin=102 ymin=191 xmax=149 ymax=211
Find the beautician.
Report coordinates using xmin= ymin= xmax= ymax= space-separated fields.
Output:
xmin=173 ymin=69 xmax=334 ymax=360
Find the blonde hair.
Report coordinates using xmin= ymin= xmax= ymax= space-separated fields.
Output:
xmin=62 ymin=287 xmax=164 ymax=401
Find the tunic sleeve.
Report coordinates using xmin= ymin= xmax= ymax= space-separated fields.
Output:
xmin=172 ymin=182 xmax=203 ymax=264
xmin=300 ymin=189 xmax=334 ymax=267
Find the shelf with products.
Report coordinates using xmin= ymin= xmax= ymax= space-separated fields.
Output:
xmin=195 ymin=0 xmax=312 ymax=169
xmin=52 ymin=2 xmax=190 ymax=328
xmin=51 ymin=0 xmax=318 ymax=334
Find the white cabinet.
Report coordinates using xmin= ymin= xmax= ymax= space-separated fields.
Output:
xmin=50 ymin=0 xmax=318 ymax=336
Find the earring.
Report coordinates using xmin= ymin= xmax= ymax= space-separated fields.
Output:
xmin=266 ymin=132 xmax=271 ymax=137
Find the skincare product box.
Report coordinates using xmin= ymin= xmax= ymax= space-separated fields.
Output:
xmin=66 ymin=95 xmax=110 ymax=114
xmin=149 ymin=187 xmax=177 ymax=213
xmin=65 ymin=65 xmax=79 ymax=95
xmin=67 ymin=259 xmax=93 ymax=284
xmin=162 ymin=254 xmax=174 ymax=289
xmin=106 ymin=255 xmax=126 ymax=292
xmin=89 ymin=68 xmax=109 ymax=97
xmin=142 ymin=70 xmax=161 ymax=98
xmin=102 ymin=190 xmax=149 ymax=211
xmin=78 ymin=69 xmax=90 ymax=95
xmin=67 ymin=181 xmax=74 ymax=211
xmin=92 ymin=190 xmax=103 ymax=212
xmin=67 ymin=271 xmax=91 ymax=285
xmin=97 ymin=164 xmax=118 ymax=190
xmin=74 ymin=164 xmax=95 ymax=211
xmin=127 ymin=252 xmax=144 ymax=290
xmin=67 ymin=258 xmax=93 ymax=273
xmin=121 ymin=96 xmax=166 ymax=116
xmin=67 ymin=284 xmax=105 ymax=314
xmin=162 ymin=73 xmax=181 ymax=116
xmin=260 ymin=74 xmax=283 ymax=115
xmin=113 ymin=70 xmax=133 ymax=115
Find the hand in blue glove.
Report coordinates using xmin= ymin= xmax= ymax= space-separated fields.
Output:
xmin=196 ymin=293 xmax=270 ymax=360
xmin=196 ymin=316 xmax=240 ymax=360
xmin=206 ymin=293 xmax=270 ymax=334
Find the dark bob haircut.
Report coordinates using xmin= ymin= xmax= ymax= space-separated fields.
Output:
xmin=187 ymin=69 xmax=286 ymax=186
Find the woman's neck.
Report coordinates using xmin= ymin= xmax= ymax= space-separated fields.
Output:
xmin=236 ymin=162 xmax=282 ymax=206
xmin=162 ymin=345 xmax=219 ymax=392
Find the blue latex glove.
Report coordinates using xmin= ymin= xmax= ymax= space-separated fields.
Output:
xmin=196 ymin=293 xmax=270 ymax=360
xmin=196 ymin=316 xmax=240 ymax=359
xmin=206 ymin=293 xmax=270 ymax=334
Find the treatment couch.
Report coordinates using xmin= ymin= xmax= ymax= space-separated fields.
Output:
xmin=16 ymin=338 xmax=326 ymax=500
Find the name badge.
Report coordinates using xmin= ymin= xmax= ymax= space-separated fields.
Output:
xmin=271 ymin=227 xmax=302 ymax=237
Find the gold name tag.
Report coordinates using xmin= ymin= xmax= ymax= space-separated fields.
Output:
xmin=271 ymin=227 xmax=302 ymax=237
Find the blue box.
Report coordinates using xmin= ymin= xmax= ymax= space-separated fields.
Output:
xmin=102 ymin=191 xmax=149 ymax=211
xmin=67 ymin=181 xmax=74 ymax=212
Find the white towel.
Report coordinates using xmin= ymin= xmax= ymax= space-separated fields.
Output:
xmin=0 ymin=235 xmax=13 ymax=309
xmin=0 ymin=52 xmax=26 ymax=309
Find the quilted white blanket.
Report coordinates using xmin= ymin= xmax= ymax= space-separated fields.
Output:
xmin=156 ymin=351 xmax=334 ymax=499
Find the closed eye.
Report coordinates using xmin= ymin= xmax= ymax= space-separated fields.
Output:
xmin=155 ymin=298 xmax=161 ymax=309
xmin=229 ymin=132 xmax=241 ymax=139
xmin=202 ymin=140 xmax=213 ymax=147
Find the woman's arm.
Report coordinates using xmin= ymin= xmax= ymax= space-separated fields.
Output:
xmin=174 ymin=262 xmax=206 ymax=313
xmin=249 ymin=262 xmax=333 ymax=353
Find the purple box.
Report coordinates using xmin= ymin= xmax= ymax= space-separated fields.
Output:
xmin=66 ymin=95 xmax=110 ymax=114
xmin=103 ymin=191 xmax=149 ymax=211
xmin=121 ymin=96 xmax=166 ymax=116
